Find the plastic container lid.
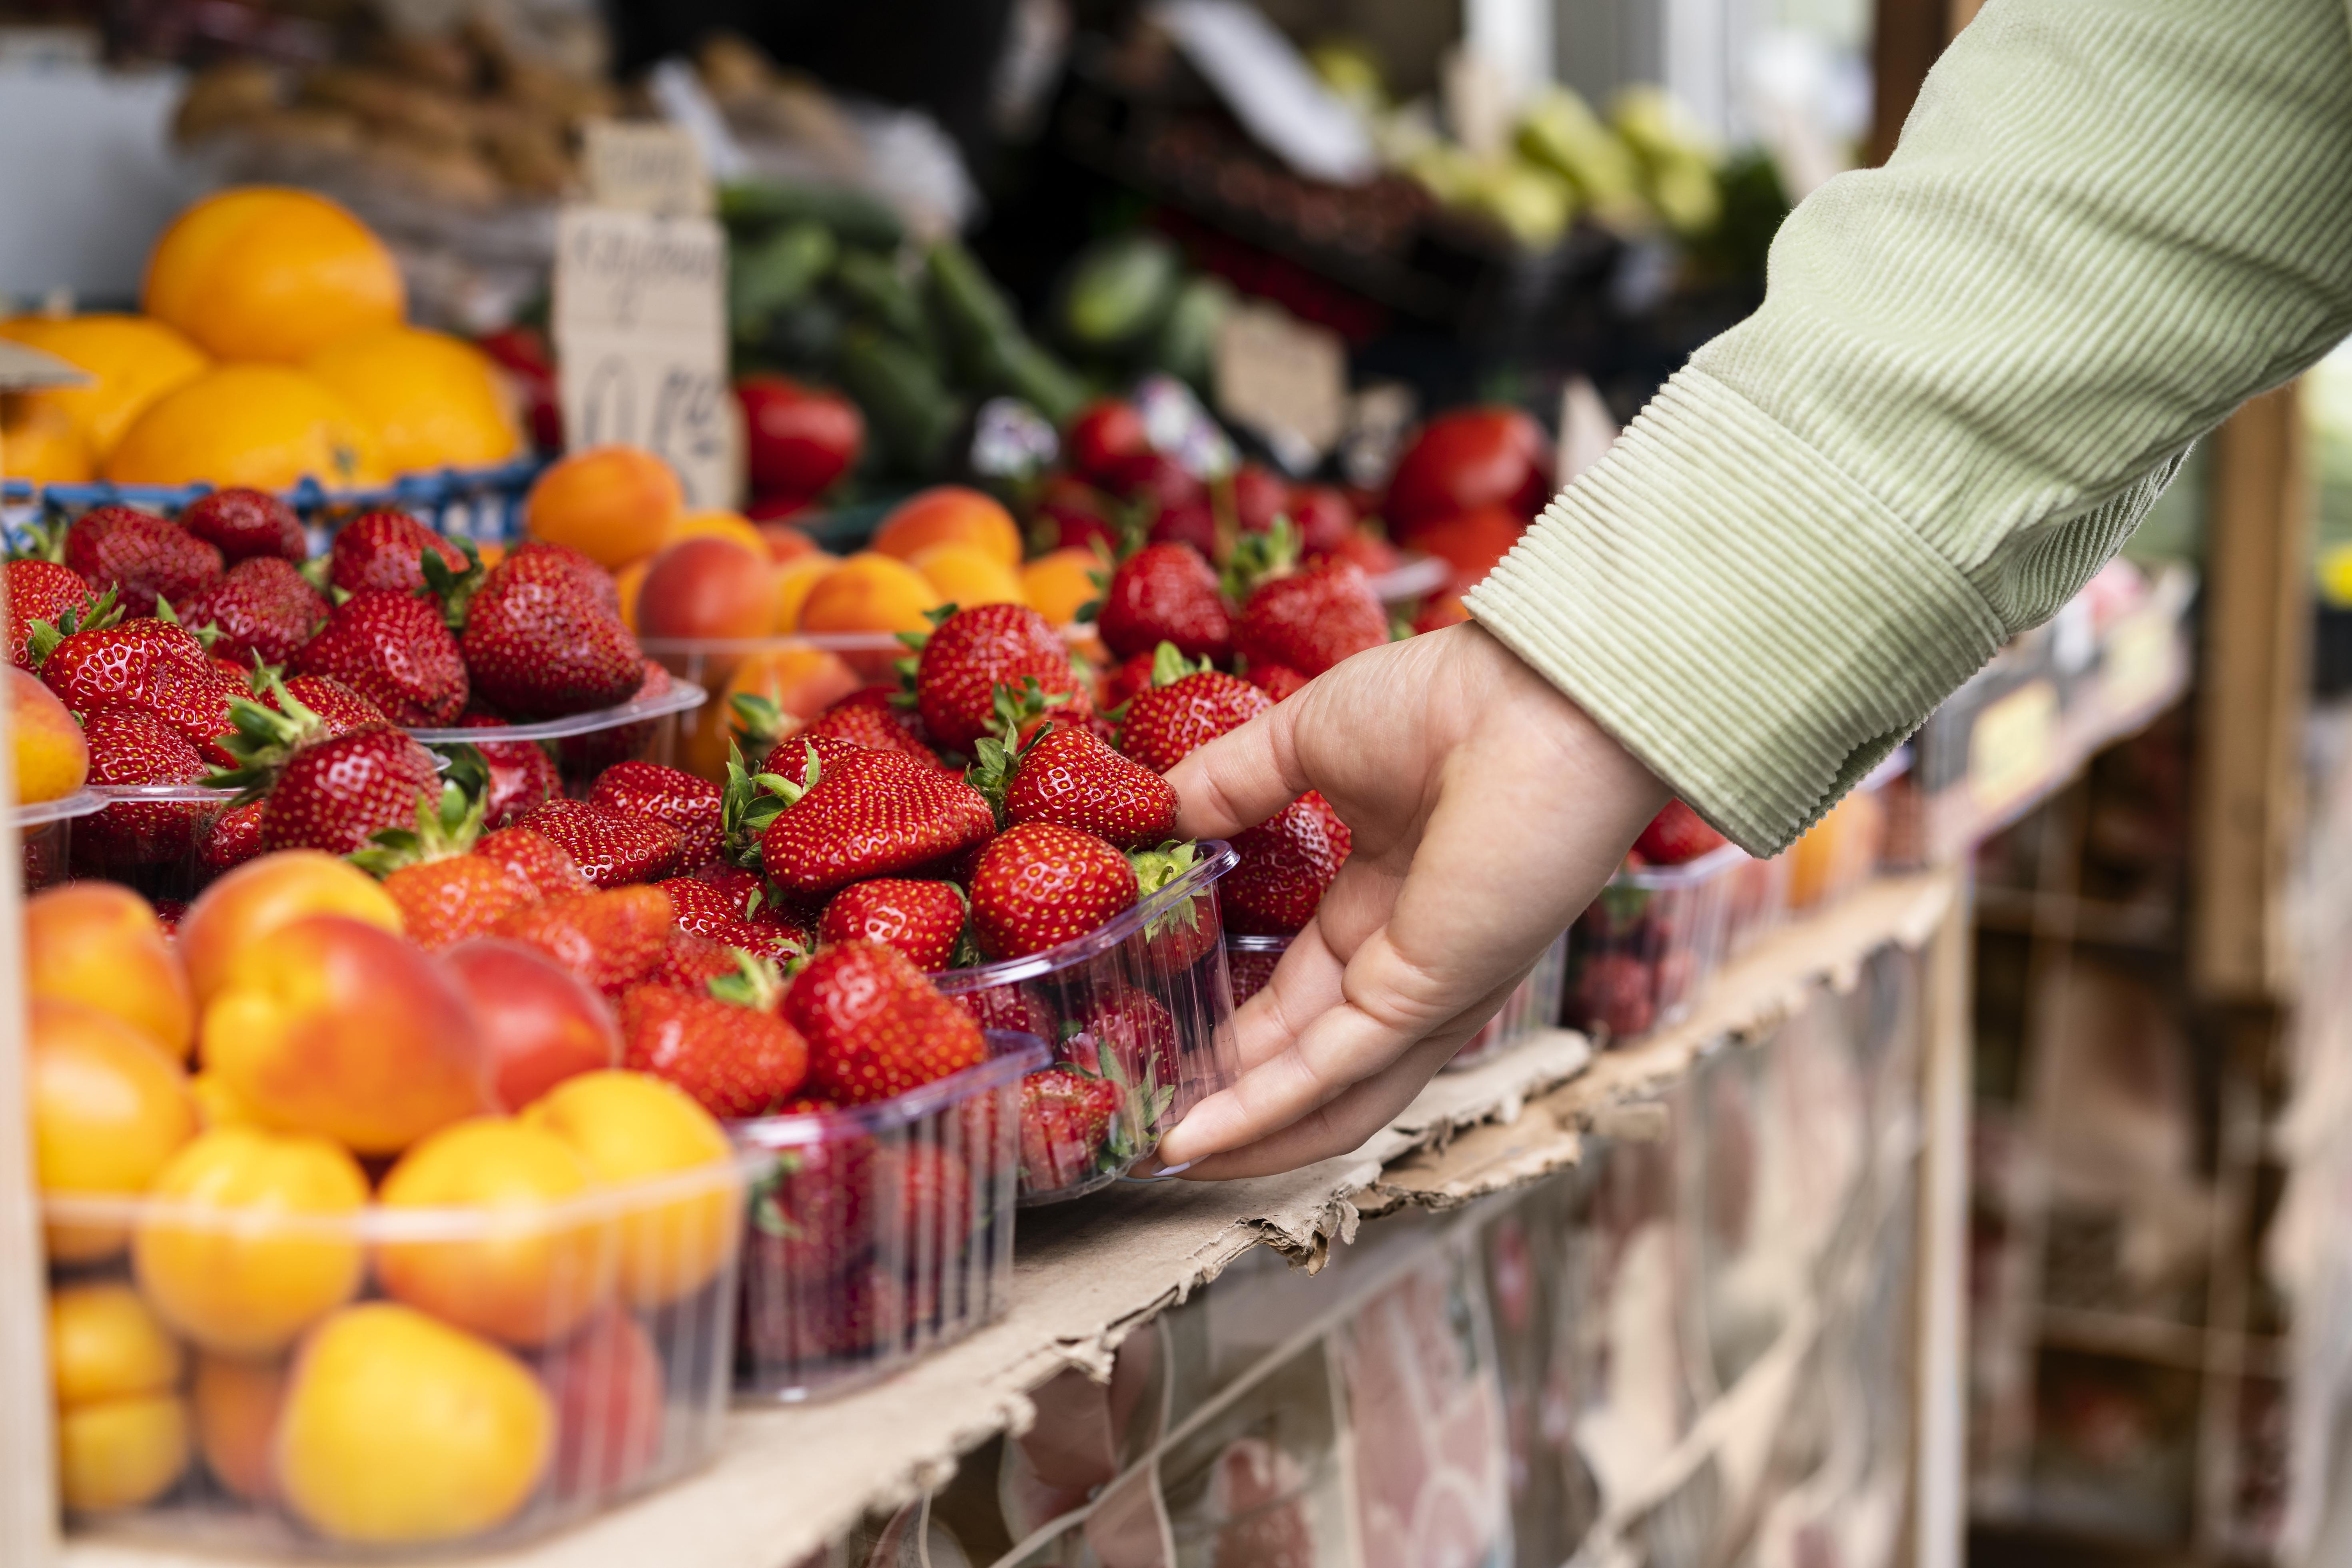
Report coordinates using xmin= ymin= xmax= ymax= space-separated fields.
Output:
xmin=405 ymin=679 xmax=708 ymax=744
xmin=730 ymin=1030 xmax=1051 ymax=1149
xmin=1615 ymin=840 xmax=1747 ymax=890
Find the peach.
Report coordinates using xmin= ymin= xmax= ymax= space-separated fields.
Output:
xmin=30 ymin=997 xmax=199 ymax=1261
xmin=614 ymin=557 xmax=650 ymax=632
xmin=180 ymin=850 xmax=404 ymax=1009
xmin=796 ymin=552 xmax=941 ymax=636
xmin=680 ymin=643 xmax=860 ymax=780
xmin=911 ymin=541 xmax=1024 ymax=608
xmin=758 ymin=522 xmax=821 ymax=563
xmin=27 ymin=882 xmax=194 ymax=1058
xmin=769 ymin=552 xmax=836 ymax=633
xmin=872 ymin=486 xmax=1022 ymax=569
xmin=543 ymin=1307 xmax=665 ymax=1499
xmin=525 ymin=445 xmax=682 ymax=569
xmin=636 ymin=536 xmax=775 ymax=642
xmin=7 ymin=665 xmax=88 ymax=803
xmin=194 ymin=1353 xmax=286 ymax=1502
xmin=201 ymin=915 xmax=491 ymax=1155
xmin=1021 ymin=548 xmax=1105 ymax=627
xmin=441 ymin=939 xmax=623 ymax=1111
xmin=666 ymin=508 xmax=768 ymax=557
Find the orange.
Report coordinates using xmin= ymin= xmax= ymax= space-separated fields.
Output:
xmin=28 ymin=882 xmax=193 ymax=1057
xmin=29 ymin=998 xmax=198 ymax=1262
xmin=1021 ymin=548 xmax=1106 ymax=627
xmin=8 ymin=665 xmax=90 ymax=803
xmin=525 ymin=445 xmax=682 ymax=569
xmin=50 ymin=1283 xmax=185 ymax=1407
xmin=376 ymin=1117 xmax=616 ymax=1347
xmin=520 ymin=1071 xmax=737 ymax=1308
xmin=104 ymin=364 xmax=386 ymax=491
xmin=58 ymin=1392 xmax=190 ymax=1513
xmin=668 ymin=508 xmax=769 ymax=556
xmin=680 ymin=641 xmax=860 ymax=779
xmin=193 ymin=1353 xmax=285 ymax=1502
xmin=132 ymin=1124 xmax=369 ymax=1355
xmin=872 ymin=486 xmax=1021 ymax=568
xmin=770 ymin=552 xmax=836 ymax=633
xmin=0 ymin=314 xmax=209 ymax=457
xmin=797 ymin=551 xmax=942 ymax=636
xmin=305 ymin=326 xmax=522 ymax=474
xmin=143 ymin=187 xmax=404 ymax=364
xmin=1 ymin=398 xmax=92 ymax=482
xmin=277 ymin=1303 xmax=552 ymax=1546
xmin=911 ymin=541 xmax=1024 ymax=608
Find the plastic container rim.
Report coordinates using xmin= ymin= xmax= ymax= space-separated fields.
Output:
xmin=728 ymin=1029 xmax=1050 ymax=1151
xmin=1614 ymin=840 xmax=1748 ymax=891
xmin=406 ymin=679 xmax=708 ymax=744
xmin=929 ymin=839 xmax=1238 ymax=993
xmin=8 ymin=787 xmax=109 ymax=828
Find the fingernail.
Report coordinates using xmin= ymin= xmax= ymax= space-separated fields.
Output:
xmin=1155 ymin=1159 xmax=1194 ymax=1177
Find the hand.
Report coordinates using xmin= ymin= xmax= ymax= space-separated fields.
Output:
xmin=1155 ymin=622 xmax=1668 ymax=1179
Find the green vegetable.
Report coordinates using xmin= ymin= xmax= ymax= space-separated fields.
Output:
xmin=1058 ymin=235 xmax=1181 ymax=350
xmin=718 ymin=180 xmax=904 ymax=249
xmin=831 ymin=247 xmax=935 ymax=351
xmin=730 ymin=223 xmax=836 ymax=343
xmin=836 ymin=324 xmax=964 ymax=473
xmin=1151 ymin=275 xmax=1234 ymax=387
xmin=928 ymin=240 xmax=1088 ymax=425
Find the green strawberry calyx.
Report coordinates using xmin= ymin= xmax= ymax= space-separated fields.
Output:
xmin=207 ymin=671 xmax=334 ymax=800
xmin=21 ymin=585 xmax=123 ymax=667
xmin=347 ymin=778 xmax=488 ymax=878
xmin=1129 ymin=840 xmax=1204 ymax=940
xmin=1220 ymin=516 xmax=1299 ymax=602
xmin=419 ymin=538 xmax=488 ymax=633
xmin=707 ymin=948 xmax=788 ymax=1011
xmin=719 ymin=737 xmax=812 ymax=869
xmin=1149 ymin=641 xmax=1212 ymax=688
xmin=729 ymin=693 xmax=789 ymax=756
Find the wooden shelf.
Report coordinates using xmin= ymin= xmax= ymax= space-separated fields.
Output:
xmin=63 ymin=873 xmax=1959 ymax=1568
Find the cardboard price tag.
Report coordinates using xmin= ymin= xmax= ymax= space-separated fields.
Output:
xmin=1213 ymin=302 xmax=1345 ymax=469
xmin=1967 ymin=678 xmax=2059 ymax=817
xmin=2099 ymin=608 xmax=2176 ymax=718
xmin=581 ymin=120 xmax=712 ymax=218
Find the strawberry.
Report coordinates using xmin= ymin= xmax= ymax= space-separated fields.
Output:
xmin=1244 ymin=663 xmax=1309 ymax=703
xmin=712 ymin=915 xmax=809 ymax=966
xmin=620 ymin=957 xmax=810 ymax=1118
xmin=74 ymin=708 xmax=210 ymax=870
xmin=64 ymin=505 xmax=221 ymax=609
xmin=255 ymin=726 xmax=442 ymax=856
xmin=1079 ymin=989 xmax=1180 ymax=1098
xmin=742 ymin=1133 xmax=880 ymax=1315
xmin=455 ymin=713 xmax=559 ymax=827
xmin=968 ymin=821 xmax=1139 ymax=960
xmin=349 ymin=780 xmax=537 ymax=947
xmin=1118 ymin=651 xmax=1273 ymax=773
xmin=459 ymin=549 xmax=644 ymax=720
xmin=1633 ymin=800 xmax=1727 ymax=866
xmin=509 ymin=540 xmax=621 ymax=616
xmin=517 ymin=799 xmax=684 ymax=888
xmin=748 ymin=896 xmax=820 ymax=954
xmin=326 ymin=510 xmax=467 ymax=595
xmin=268 ymin=674 xmax=386 ymax=736
xmin=758 ymin=731 xmax=863 ymax=790
xmin=35 ymin=612 xmax=207 ymax=713
xmin=644 ymin=928 xmax=740 ymax=993
xmin=742 ymin=743 xmax=996 ymax=901
xmin=1236 ymin=561 xmax=1387 ymax=678
xmin=1097 ymin=543 xmax=1232 ymax=664
xmin=588 ymin=761 xmax=723 ymax=866
xmin=4 ymin=561 xmax=98 ymax=668
xmin=782 ymin=940 xmax=986 ymax=1104
xmin=971 ymin=719 xmax=1178 ymax=848
xmin=197 ymin=798 xmax=266 ymax=876
xmin=950 ymin=982 xmax=1057 ymax=1039
xmin=1568 ymin=951 xmax=1657 ymax=1039
xmin=292 ymin=590 xmax=469 ymax=725
xmin=1130 ymin=840 xmax=1219 ymax=969
xmin=476 ymin=824 xmax=593 ymax=900
xmin=1098 ymin=650 xmax=1158 ymax=714
xmin=817 ymin=880 xmax=967 ymax=970
xmin=661 ymin=875 xmax=751 ymax=939
xmin=557 ymin=658 xmax=671 ymax=777
xmin=175 ymin=556 xmax=327 ymax=665
xmin=802 ymin=686 xmax=942 ymax=766
xmin=1017 ymin=1067 xmax=1121 ymax=1191
xmin=914 ymin=603 xmax=1088 ymax=755
xmin=493 ymin=885 xmax=675 ymax=996
xmin=1224 ymin=791 xmax=1351 ymax=935
xmin=1322 ymin=528 xmax=1399 ymax=577
xmin=179 ymin=488 xmax=306 ymax=564
xmin=689 ymin=861 xmax=766 ymax=907
xmin=898 ymin=1141 xmax=975 ymax=1267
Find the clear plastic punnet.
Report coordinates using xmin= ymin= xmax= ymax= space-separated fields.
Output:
xmin=11 ymin=788 xmax=107 ymax=892
xmin=68 ymin=784 xmax=245 ymax=906
xmin=1722 ymin=852 xmax=1794 ymax=958
xmin=1225 ymin=931 xmax=1568 ymax=1072
xmin=730 ymin=1029 xmax=1050 ymax=1402
xmin=1563 ymin=843 xmax=1744 ymax=1047
xmin=409 ymin=676 xmax=709 ymax=796
xmin=42 ymin=1154 xmax=752 ymax=1556
xmin=932 ymin=840 xmax=1241 ymax=1205
xmin=642 ymin=632 xmax=916 ymax=693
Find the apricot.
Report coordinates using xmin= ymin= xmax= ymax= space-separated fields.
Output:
xmin=7 ymin=665 xmax=88 ymax=803
xmin=133 ymin=1124 xmax=369 ymax=1355
xmin=521 ymin=1071 xmax=737 ymax=1308
xmin=769 ymin=552 xmax=836 ymax=634
xmin=58 ymin=1393 xmax=190 ymax=1513
xmin=636 ymin=536 xmax=776 ymax=642
xmin=29 ymin=998 xmax=198 ymax=1261
xmin=180 ymin=851 xmax=403 ymax=1010
xmin=911 ymin=541 xmax=1024 ymax=608
xmin=666 ymin=508 xmax=768 ymax=556
xmin=1021 ymin=548 xmax=1105 ymax=627
xmin=202 ymin=915 xmax=490 ymax=1155
xmin=680 ymin=642 xmax=860 ymax=780
xmin=796 ymin=551 xmax=941 ymax=636
xmin=26 ymin=882 xmax=194 ymax=1059
xmin=193 ymin=1353 xmax=285 ymax=1502
xmin=525 ymin=445 xmax=682 ymax=569
xmin=614 ymin=557 xmax=650 ymax=631
xmin=872 ymin=486 xmax=1021 ymax=569
xmin=50 ymin=1283 xmax=185 ymax=1406
xmin=758 ymin=522 xmax=821 ymax=563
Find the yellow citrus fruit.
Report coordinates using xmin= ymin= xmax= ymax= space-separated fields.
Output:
xmin=27 ymin=882 xmax=193 ymax=1059
xmin=525 ymin=445 xmax=682 ymax=569
xmin=0 ymin=314 xmax=209 ymax=458
xmin=105 ymin=364 xmax=386 ymax=491
xmin=7 ymin=665 xmax=91 ymax=804
xmin=50 ymin=1283 xmax=185 ymax=1406
xmin=305 ymin=327 xmax=522 ymax=475
xmin=143 ymin=187 xmax=404 ymax=364
xmin=376 ymin=1117 xmax=616 ymax=1347
xmin=192 ymin=1353 xmax=285 ymax=1502
xmin=29 ymin=998 xmax=197 ymax=1263
xmin=911 ymin=541 xmax=1024 ymax=608
xmin=668 ymin=509 xmax=769 ymax=556
xmin=277 ymin=1303 xmax=552 ymax=1546
xmin=796 ymin=551 xmax=942 ymax=636
xmin=58 ymin=1392 xmax=190 ymax=1513
xmin=132 ymin=1124 xmax=369 ymax=1356
xmin=520 ymin=1071 xmax=736 ymax=1308
xmin=769 ymin=552 xmax=836 ymax=634
xmin=1 ymin=398 xmax=92 ymax=482
xmin=1021 ymin=548 xmax=1105 ymax=627
xmin=872 ymin=486 xmax=1023 ymax=569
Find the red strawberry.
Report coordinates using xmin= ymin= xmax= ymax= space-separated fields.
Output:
xmin=476 ymin=825 xmax=593 ymax=900
xmin=455 ymin=712 xmax=559 ymax=827
xmin=1322 ymin=528 xmax=1399 ymax=577
xmin=711 ymin=915 xmax=808 ymax=966
xmin=64 ymin=505 xmax=221 ymax=609
xmin=247 ymin=720 xmax=442 ymax=856
xmin=1117 ymin=654 xmax=1273 ymax=774
xmin=197 ymin=798 xmax=266 ymax=876
xmin=326 ymin=510 xmax=467 ymax=595
xmin=748 ymin=897 xmax=820 ymax=954
xmin=1236 ymin=561 xmax=1387 ymax=677
xmin=689 ymin=861 xmax=766 ymax=906
xmin=748 ymin=746 xmax=996 ymax=901
xmin=968 ymin=821 xmax=1139 ymax=960
xmin=269 ymin=674 xmax=385 ymax=736
xmin=556 ymin=658 xmax=670 ymax=777
xmin=509 ymin=541 xmax=620 ymax=616
xmin=348 ymin=780 xmax=537 ymax=946
xmin=782 ymin=941 xmax=986 ymax=1104
xmin=1568 ymin=951 xmax=1656 ymax=1039
xmin=175 ymin=556 xmax=327 ymax=665
xmin=588 ymin=761 xmax=723 ymax=867
xmin=974 ymin=720 xmax=1178 ymax=848
xmin=802 ymin=686 xmax=941 ymax=765
xmin=1633 ymin=800 xmax=1727 ymax=866
xmin=459 ymin=549 xmax=644 ymax=720
xmin=518 ymin=799 xmax=684 ymax=888
xmin=1224 ymin=791 xmax=1351 ymax=935
xmin=644 ymin=928 xmax=740 ymax=993
xmin=292 ymin=590 xmax=469 ymax=725
xmin=662 ymin=875 xmax=748 ymax=938
xmin=1079 ymin=989 xmax=1180 ymax=1097
xmin=4 ymin=561 xmax=97 ymax=668
xmin=74 ymin=708 xmax=210 ymax=870
xmin=950 ymin=982 xmax=1057 ymax=1038
xmin=179 ymin=488 xmax=306 ymax=563
xmin=36 ymin=613 xmax=208 ymax=712
xmin=1099 ymin=650 xmax=1157 ymax=714
xmin=758 ymin=731 xmax=864 ymax=790
xmin=740 ymin=1133 xmax=880 ymax=1321
xmin=914 ymin=603 xmax=1087 ymax=755
xmin=1097 ymin=543 xmax=1232 ymax=664
xmin=620 ymin=969 xmax=810 ymax=1119
xmin=493 ymin=886 xmax=675 ymax=996
xmin=817 ymin=880 xmax=966 ymax=970
xmin=1017 ymin=1067 xmax=1121 ymax=1191
xmin=1245 ymin=662 xmax=1309 ymax=703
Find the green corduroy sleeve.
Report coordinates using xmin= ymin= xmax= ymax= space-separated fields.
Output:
xmin=1466 ymin=0 xmax=2352 ymax=853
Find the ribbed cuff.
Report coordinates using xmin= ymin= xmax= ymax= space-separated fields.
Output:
xmin=1464 ymin=367 xmax=2008 ymax=854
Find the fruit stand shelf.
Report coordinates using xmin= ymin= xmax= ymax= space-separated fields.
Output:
xmin=62 ymin=872 xmax=1958 ymax=1568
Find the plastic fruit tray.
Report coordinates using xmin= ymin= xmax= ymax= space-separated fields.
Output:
xmin=1225 ymin=932 xmax=1568 ymax=1072
xmin=65 ymin=784 xmax=242 ymax=907
xmin=12 ymin=788 xmax=107 ymax=892
xmin=932 ymin=840 xmax=1240 ymax=1205
xmin=42 ymin=1155 xmax=751 ymax=1556
xmin=1722 ymin=852 xmax=1793 ymax=958
xmin=1788 ymin=750 xmax=1907 ymax=912
xmin=1563 ymin=843 xmax=1743 ymax=1047
xmin=408 ymin=678 xmax=708 ymax=796
xmin=730 ymin=1029 xmax=1049 ymax=1402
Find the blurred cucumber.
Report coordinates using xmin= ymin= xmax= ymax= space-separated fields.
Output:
xmin=1058 ymin=235 xmax=1181 ymax=351
xmin=1151 ymin=275 xmax=1234 ymax=387
xmin=831 ymin=247 xmax=935 ymax=352
xmin=928 ymin=240 xmax=1087 ymax=426
xmin=730 ymin=222 xmax=836 ymax=342
xmin=718 ymin=180 xmax=904 ymax=249
xmin=836 ymin=324 xmax=964 ymax=473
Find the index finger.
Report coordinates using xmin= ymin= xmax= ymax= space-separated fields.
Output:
xmin=1163 ymin=699 xmax=1309 ymax=841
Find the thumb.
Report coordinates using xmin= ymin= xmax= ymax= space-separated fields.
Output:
xmin=1163 ymin=701 xmax=1309 ymax=840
